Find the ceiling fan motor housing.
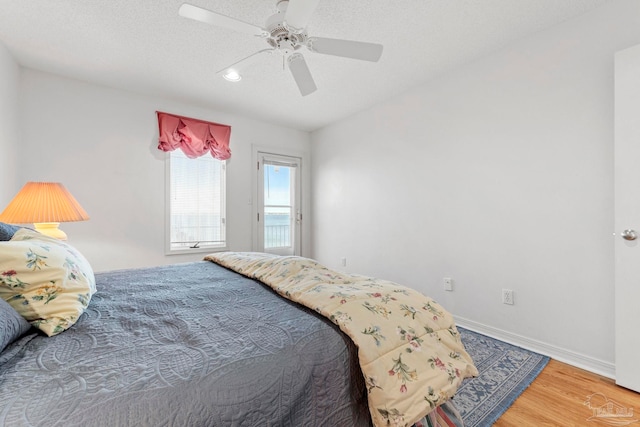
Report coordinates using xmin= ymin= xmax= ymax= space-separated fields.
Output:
xmin=265 ymin=0 xmax=308 ymax=54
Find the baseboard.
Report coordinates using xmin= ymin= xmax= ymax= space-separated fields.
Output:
xmin=454 ymin=316 xmax=616 ymax=379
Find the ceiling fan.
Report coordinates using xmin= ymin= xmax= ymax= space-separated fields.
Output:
xmin=178 ymin=0 xmax=384 ymax=96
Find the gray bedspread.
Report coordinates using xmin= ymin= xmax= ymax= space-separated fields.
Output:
xmin=0 ymin=261 xmax=371 ymax=427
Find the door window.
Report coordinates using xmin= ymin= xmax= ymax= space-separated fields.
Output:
xmin=257 ymin=154 xmax=301 ymax=255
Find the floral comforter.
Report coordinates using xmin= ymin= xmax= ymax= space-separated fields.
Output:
xmin=205 ymin=252 xmax=478 ymax=427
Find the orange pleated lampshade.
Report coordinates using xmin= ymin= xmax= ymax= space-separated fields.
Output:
xmin=0 ymin=182 xmax=89 ymax=224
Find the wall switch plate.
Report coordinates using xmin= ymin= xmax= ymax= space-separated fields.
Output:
xmin=502 ymin=289 xmax=514 ymax=305
xmin=444 ymin=277 xmax=453 ymax=291
xmin=341 ymin=258 xmax=347 ymax=267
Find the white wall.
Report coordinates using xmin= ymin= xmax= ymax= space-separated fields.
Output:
xmin=17 ymin=70 xmax=311 ymax=271
xmin=0 ymin=42 xmax=19 ymax=205
xmin=311 ymin=0 xmax=640 ymax=376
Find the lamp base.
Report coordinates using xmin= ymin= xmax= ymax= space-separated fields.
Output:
xmin=34 ymin=222 xmax=68 ymax=240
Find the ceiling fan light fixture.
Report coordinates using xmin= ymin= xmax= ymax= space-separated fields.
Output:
xmin=222 ymin=69 xmax=242 ymax=82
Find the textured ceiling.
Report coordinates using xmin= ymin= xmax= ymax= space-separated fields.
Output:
xmin=0 ymin=0 xmax=610 ymax=131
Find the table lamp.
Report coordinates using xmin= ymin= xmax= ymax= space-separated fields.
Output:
xmin=0 ymin=182 xmax=89 ymax=240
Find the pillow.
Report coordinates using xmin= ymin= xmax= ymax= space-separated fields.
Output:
xmin=0 ymin=228 xmax=96 ymax=336
xmin=0 ymin=297 xmax=32 ymax=353
xmin=0 ymin=222 xmax=21 ymax=241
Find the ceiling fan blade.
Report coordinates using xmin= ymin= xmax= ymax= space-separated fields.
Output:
xmin=307 ymin=37 xmax=383 ymax=62
xmin=179 ymin=3 xmax=266 ymax=37
xmin=288 ymin=53 xmax=317 ymax=96
xmin=216 ymin=49 xmax=273 ymax=75
xmin=283 ymin=0 xmax=321 ymax=33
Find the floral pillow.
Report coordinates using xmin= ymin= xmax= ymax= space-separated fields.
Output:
xmin=0 ymin=228 xmax=96 ymax=336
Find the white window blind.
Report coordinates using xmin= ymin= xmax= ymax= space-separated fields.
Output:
xmin=167 ymin=149 xmax=226 ymax=252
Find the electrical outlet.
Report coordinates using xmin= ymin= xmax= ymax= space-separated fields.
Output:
xmin=502 ymin=289 xmax=514 ymax=305
xmin=443 ymin=277 xmax=453 ymax=291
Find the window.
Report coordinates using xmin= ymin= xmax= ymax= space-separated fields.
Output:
xmin=166 ymin=149 xmax=226 ymax=253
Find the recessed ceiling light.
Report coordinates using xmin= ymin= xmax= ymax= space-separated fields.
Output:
xmin=222 ymin=70 xmax=241 ymax=82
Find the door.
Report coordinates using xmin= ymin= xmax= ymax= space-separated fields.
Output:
xmin=257 ymin=153 xmax=302 ymax=256
xmin=614 ymin=43 xmax=640 ymax=392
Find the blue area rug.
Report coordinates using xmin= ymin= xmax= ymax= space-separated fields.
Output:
xmin=455 ymin=327 xmax=550 ymax=427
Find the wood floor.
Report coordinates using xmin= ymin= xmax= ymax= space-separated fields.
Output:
xmin=494 ymin=359 xmax=640 ymax=426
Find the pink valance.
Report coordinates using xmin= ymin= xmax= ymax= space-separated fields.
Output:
xmin=156 ymin=111 xmax=231 ymax=160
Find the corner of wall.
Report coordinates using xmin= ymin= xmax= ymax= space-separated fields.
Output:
xmin=0 ymin=41 xmax=20 ymax=205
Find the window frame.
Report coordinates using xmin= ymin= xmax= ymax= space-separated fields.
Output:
xmin=165 ymin=150 xmax=228 ymax=255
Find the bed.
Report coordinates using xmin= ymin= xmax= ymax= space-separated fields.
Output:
xmin=0 ymin=226 xmax=476 ymax=427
